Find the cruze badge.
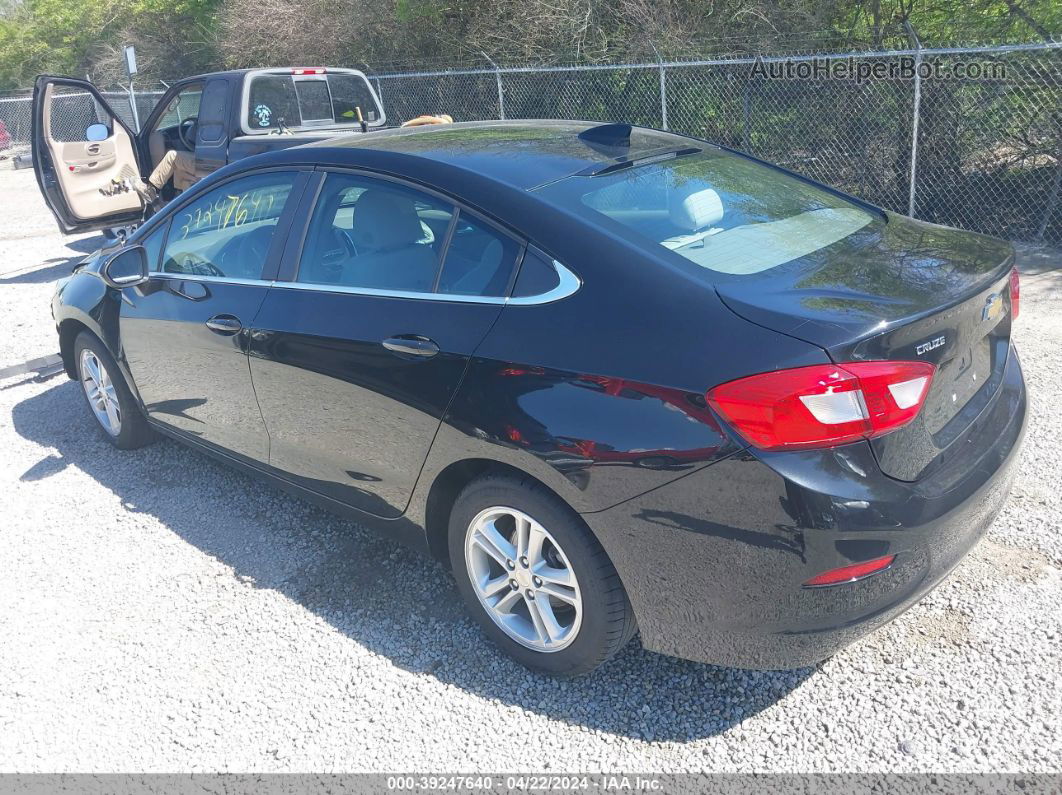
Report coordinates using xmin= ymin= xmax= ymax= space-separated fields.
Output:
xmin=916 ymin=336 xmax=946 ymax=355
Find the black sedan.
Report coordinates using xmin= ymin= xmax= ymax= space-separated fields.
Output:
xmin=45 ymin=120 xmax=1026 ymax=675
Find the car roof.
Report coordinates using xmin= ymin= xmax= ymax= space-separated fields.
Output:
xmin=305 ymin=120 xmax=701 ymax=190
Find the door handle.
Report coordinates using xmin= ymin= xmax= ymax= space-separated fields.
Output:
xmin=205 ymin=314 xmax=242 ymax=335
xmin=382 ymin=335 xmax=440 ymax=358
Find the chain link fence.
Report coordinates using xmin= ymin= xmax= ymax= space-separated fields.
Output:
xmin=0 ymin=87 xmax=164 ymax=155
xmin=2 ymin=41 xmax=1060 ymax=242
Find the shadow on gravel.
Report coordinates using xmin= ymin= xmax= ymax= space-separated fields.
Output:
xmin=12 ymin=380 xmax=815 ymax=742
xmin=0 ymin=235 xmax=105 ymax=285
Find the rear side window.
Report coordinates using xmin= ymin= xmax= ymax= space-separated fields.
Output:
xmin=512 ymin=250 xmax=561 ymax=297
xmin=160 ymin=172 xmax=296 ymax=279
xmin=297 ymin=174 xmax=520 ymax=298
xmin=297 ymin=173 xmax=453 ymax=293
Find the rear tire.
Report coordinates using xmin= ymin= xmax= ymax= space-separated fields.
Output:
xmin=448 ymin=473 xmax=637 ymax=676
xmin=73 ymin=331 xmax=154 ymax=450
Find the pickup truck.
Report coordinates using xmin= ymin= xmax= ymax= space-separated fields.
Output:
xmin=31 ymin=68 xmax=387 ymax=235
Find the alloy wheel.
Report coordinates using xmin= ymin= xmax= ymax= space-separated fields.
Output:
xmin=79 ymin=348 xmax=122 ymax=437
xmin=464 ymin=506 xmax=583 ymax=652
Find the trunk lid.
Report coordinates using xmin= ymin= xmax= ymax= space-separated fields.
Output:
xmin=716 ymin=212 xmax=1016 ymax=481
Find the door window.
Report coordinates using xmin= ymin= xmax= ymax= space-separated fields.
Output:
xmin=160 ymin=172 xmax=297 ymax=279
xmin=297 ymin=173 xmax=453 ymax=293
xmin=436 ymin=213 xmax=521 ymax=297
xmin=297 ymin=173 xmax=520 ymax=297
xmin=154 ymin=85 xmax=203 ymax=130
xmin=140 ymin=224 xmax=166 ymax=271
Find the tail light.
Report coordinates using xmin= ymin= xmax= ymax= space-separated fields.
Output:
xmin=706 ymin=361 xmax=935 ymax=451
xmin=803 ymin=555 xmax=896 ymax=587
xmin=292 ymin=68 xmax=327 ymax=75
xmin=1010 ymin=266 xmax=1020 ymax=320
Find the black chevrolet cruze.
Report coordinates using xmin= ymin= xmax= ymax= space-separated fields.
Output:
xmin=41 ymin=119 xmax=1026 ymax=675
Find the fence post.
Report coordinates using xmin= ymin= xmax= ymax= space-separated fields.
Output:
xmin=904 ymin=21 xmax=923 ymax=217
xmin=127 ymin=81 xmax=141 ymax=133
xmin=651 ymin=43 xmax=668 ymax=130
xmin=481 ymin=51 xmax=506 ymax=120
xmin=742 ymin=81 xmax=752 ymax=151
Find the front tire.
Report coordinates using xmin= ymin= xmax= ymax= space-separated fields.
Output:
xmin=74 ymin=331 xmax=154 ymax=449
xmin=449 ymin=473 xmax=637 ymax=676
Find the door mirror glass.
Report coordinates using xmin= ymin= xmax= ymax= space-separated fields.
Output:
xmin=85 ymin=123 xmax=109 ymax=142
xmin=101 ymin=246 xmax=149 ymax=288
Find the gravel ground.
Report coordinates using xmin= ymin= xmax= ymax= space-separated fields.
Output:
xmin=0 ymin=163 xmax=1060 ymax=773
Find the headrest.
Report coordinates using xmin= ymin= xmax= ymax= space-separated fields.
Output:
xmin=669 ymin=185 xmax=724 ymax=231
xmin=349 ymin=189 xmax=425 ymax=252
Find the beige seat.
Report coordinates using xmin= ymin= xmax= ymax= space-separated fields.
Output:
xmin=661 ymin=185 xmax=725 ymax=250
xmin=345 ymin=190 xmax=439 ymax=292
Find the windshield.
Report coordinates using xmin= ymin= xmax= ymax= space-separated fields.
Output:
xmin=245 ymin=72 xmax=383 ymax=132
xmin=535 ymin=150 xmax=880 ymax=277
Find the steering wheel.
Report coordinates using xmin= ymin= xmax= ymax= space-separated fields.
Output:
xmin=170 ymin=251 xmax=223 ymax=278
xmin=336 ymin=227 xmax=359 ymax=258
xmin=177 ymin=116 xmax=198 ymax=150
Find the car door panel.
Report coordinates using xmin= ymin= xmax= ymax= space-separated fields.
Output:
xmin=244 ymin=169 xmax=523 ymax=519
xmin=32 ymin=75 xmax=144 ymax=234
xmin=247 ymin=289 xmax=503 ymax=518
xmin=119 ymin=169 xmax=310 ymax=465
xmin=122 ymin=279 xmax=274 ymax=463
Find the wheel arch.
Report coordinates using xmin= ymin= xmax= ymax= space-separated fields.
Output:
xmin=58 ymin=317 xmax=91 ymax=379
xmin=422 ymin=458 xmax=577 ymax=566
xmin=57 ymin=310 xmax=143 ymax=407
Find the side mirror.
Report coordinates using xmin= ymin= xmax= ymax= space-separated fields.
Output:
xmin=85 ymin=123 xmax=109 ymax=142
xmin=101 ymin=246 xmax=149 ymax=288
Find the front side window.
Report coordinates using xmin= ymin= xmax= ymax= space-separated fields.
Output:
xmin=160 ymin=172 xmax=296 ymax=279
xmin=536 ymin=150 xmax=879 ymax=277
xmin=154 ymin=85 xmax=202 ymax=131
xmin=139 ymin=224 xmax=165 ymax=271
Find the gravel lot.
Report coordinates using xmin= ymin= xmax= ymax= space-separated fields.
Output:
xmin=0 ymin=163 xmax=1059 ymax=774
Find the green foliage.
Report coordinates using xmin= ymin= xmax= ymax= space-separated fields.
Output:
xmin=0 ymin=0 xmax=1057 ymax=90
xmin=0 ymin=0 xmax=220 ymax=89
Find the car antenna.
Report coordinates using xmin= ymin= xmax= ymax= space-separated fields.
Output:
xmin=577 ymin=123 xmax=632 ymax=157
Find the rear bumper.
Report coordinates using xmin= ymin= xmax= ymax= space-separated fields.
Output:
xmin=583 ymin=348 xmax=1027 ymax=669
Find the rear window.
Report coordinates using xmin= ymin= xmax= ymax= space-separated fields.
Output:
xmin=245 ymin=72 xmax=383 ymax=132
xmin=535 ymin=150 xmax=878 ymax=277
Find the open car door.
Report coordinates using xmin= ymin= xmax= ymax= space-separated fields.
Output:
xmin=32 ymin=75 xmax=146 ymax=234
